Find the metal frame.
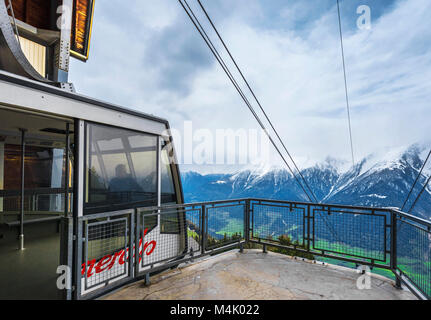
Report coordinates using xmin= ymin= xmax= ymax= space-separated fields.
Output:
xmin=250 ymin=201 xmax=307 ymax=247
xmin=204 ymin=201 xmax=246 ymax=251
xmin=249 ymin=199 xmax=393 ymax=266
xmin=54 ymin=0 xmax=73 ymax=83
xmin=71 ymin=114 xmax=184 ymax=299
xmin=392 ymin=210 xmax=431 ymax=299
xmin=69 ymin=198 xmax=431 ymax=300
xmin=75 ymin=208 xmax=134 ymax=300
xmin=84 ymin=217 xmax=128 ymax=290
xmin=74 ymin=201 xmax=247 ymax=300
xmin=135 ymin=210 xmax=187 ymax=275
xmin=311 ymin=208 xmax=388 ymax=263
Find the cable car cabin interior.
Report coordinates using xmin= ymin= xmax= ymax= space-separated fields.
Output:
xmin=0 ymin=77 xmax=184 ymax=300
xmin=0 ymin=108 xmax=71 ymax=299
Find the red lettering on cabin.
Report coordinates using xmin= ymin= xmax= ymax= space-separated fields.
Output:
xmin=143 ymin=241 xmax=156 ymax=255
xmin=82 ymin=228 xmax=157 ymax=278
xmin=95 ymin=255 xmax=112 ymax=273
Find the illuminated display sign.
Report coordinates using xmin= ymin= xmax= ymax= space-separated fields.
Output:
xmin=3 ymin=0 xmax=95 ymax=62
xmin=70 ymin=0 xmax=95 ymax=61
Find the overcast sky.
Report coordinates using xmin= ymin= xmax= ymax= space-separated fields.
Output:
xmin=69 ymin=0 xmax=431 ymax=174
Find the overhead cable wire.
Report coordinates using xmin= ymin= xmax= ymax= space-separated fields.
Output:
xmin=401 ymin=149 xmax=431 ymax=212
xmin=178 ymin=0 xmax=346 ymax=245
xmin=336 ymin=0 xmax=355 ymax=166
xmin=408 ymin=173 xmax=431 ymax=214
xmin=178 ymin=0 xmax=345 ymax=245
xmin=178 ymin=0 xmax=315 ymax=203
xmin=396 ymin=149 xmax=430 ymax=238
xmin=196 ymin=0 xmax=319 ymax=203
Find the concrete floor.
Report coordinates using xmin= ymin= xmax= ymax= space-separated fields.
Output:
xmin=104 ymin=249 xmax=416 ymax=300
xmin=0 ymin=225 xmax=61 ymax=300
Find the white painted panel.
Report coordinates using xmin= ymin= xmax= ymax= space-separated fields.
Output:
xmin=0 ymin=80 xmax=167 ymax=136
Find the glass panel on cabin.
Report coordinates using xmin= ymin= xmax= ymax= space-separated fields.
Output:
xmin=160 ymin=142 xmax=180 ymax=234
xmin=85 ymin=123 xmax=158 ymax=212
xmin=161 ymin=142 xmax=177 ymax=204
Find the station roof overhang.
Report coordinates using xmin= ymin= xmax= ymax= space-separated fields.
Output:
xmin=0 ymin=70 xmax=171 ymax=138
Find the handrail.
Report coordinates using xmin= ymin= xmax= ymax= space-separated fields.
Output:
xmin=137 ymin=198 xmax=249 ymax=212
xmin=250 ymin=197 xmax=395 ymax=212
xmin=136 ymin=197 xmax=398 ymax=213
xmin=391 ymin=208 xmax=431 ymax=228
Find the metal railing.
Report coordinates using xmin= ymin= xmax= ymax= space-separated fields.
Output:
xmin=74 ymin=198 xmax=431 ymax=300
xmin=392 ymin=209 xmax=431 ymax=299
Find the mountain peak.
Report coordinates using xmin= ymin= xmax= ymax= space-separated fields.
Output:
xmin=181 ymin=143 xmax=431 ymax=219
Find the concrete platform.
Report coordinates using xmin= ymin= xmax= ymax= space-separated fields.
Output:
xmin=104 ymin=250 xmax=416 ymax=300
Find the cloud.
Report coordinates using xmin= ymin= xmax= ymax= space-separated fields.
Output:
xmin=142 ymin=23 xmax=213 ymax=95
xmin=69 ymin=0 xmax=431 ymax=173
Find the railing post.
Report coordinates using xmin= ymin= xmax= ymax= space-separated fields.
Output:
xmin=201 ymin=205 xmax=206 ymax=255
xmin=144 ymin=273 xmax=151 ymax=286
xmin=129 ymin=209 xmax=135 ymax=280
xmin=391 ymin=210 xmax=401 ymax=289
xmin=307 ymin=204 xmax=311 ymax=252
xmin=135 ymin=210 xmax=140 ymax=278
xmin=245 ymin=199 xmax=250 ymax=245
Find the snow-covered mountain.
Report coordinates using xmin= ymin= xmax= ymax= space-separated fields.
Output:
xmin=181 ymin=144 xmax=431 ymax=220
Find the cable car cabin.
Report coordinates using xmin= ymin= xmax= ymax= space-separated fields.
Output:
xmin=0 ymin=71 xmax=185 ymax=299
xmin=0 ymin=0 xmax=185 ymax=300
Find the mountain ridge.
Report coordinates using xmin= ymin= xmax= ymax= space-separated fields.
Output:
xmin=181 ymin=144 xmax=431 ymax=220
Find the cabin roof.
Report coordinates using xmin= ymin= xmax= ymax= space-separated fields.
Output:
xmin=0 ymin=70 xmax=169 ymax=125
xmin=0 ymin=70 xmax=171 ymax=136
